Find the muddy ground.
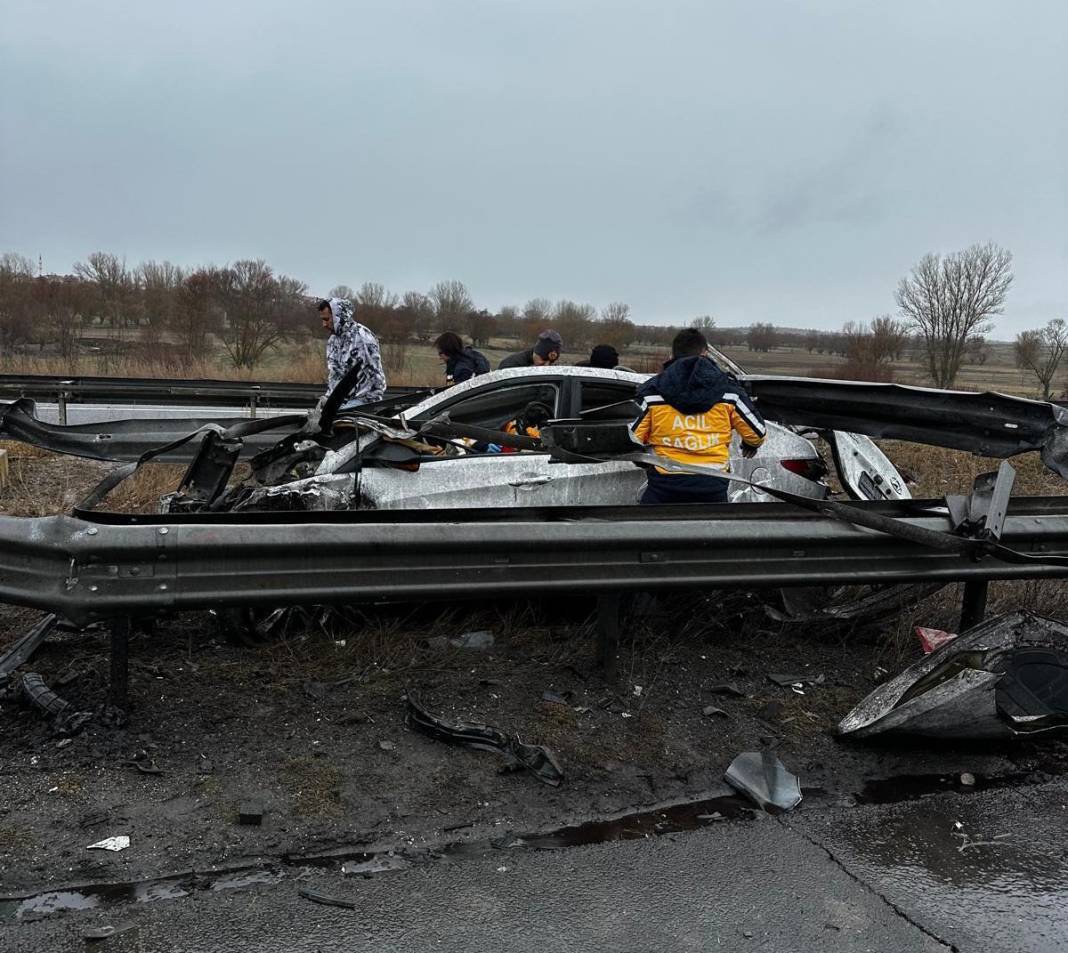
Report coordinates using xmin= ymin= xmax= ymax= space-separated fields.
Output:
xmin=2 ymin=443 xmax=1068 ymax=900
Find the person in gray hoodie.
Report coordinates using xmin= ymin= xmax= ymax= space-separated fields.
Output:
xmin=318 ymin=297 xmax=387 ymax=409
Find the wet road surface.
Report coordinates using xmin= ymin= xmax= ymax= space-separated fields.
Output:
xmin=5 ymin=778 xmax=1068 ymax=952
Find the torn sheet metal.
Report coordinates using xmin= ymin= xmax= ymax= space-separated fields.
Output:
xmin=838 ymin=611 xmax=1068 ymax=739
xmin=748 ymin=378 xmax=1068 ymax=478
xmin=766 ymin=582 xmax=948 ymax=627
xmin=724 ymin=751 xmax=802 ymax=813
xmin=0 ymin=614 xmax=57 ymax=683
xmin=0 ymin=398 xmax=303 ymax=464
xmin=406 ymin=695 xmax=564 ymax=786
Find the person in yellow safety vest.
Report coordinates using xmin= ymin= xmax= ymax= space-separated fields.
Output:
xmin=632 ymin=328 xmax=766 ymax=504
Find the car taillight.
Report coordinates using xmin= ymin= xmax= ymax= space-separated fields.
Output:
xmin=780 ymin=458 xmax=828 ymax=482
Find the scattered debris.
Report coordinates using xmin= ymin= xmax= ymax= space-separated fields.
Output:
xmin=378 ymin=740 xmax=396 ymax=752
xmin=0 ymin=615 xmax=57 ymax=684
xmin=767 ymin=673 xmax=824 ymax=688
xmin=542 ymin=690 xmax=569 ymax=706
xmin=238 ymin=801 xmax=264 ymax=826
xmin=21 ymin=672 xmax=92 ymax=735
xmin=84 ymin=923 xmax=136 ymax=942
xmin=342 ymin=854 xmax=410 ymax=877
xmin=960 ymin=772 xmax=976 ymax=787
xmin=839 ymin=611 xmax=1068 ymax=739
xmin=916 ymin=626 xmax=958 ymax=654
xmin=454 ymin=630 xmax=494 ymax=650
xmin=406 ymin=695 xmax=564 ymax=787
xmin=428 ymin=630 xmax=495 ymax=651
xmin=724 ymin=751 xmax=802 ymax=813
xmin=87 ymin=836 xmax=130 ymax=852
xmin=56 ymin=738 xmax=73 ymax=750
xmin=708 ymin=683 xmax=745 ymax=697
xmin=703 ymin=706 xmax=729 ymax=719
xmin=298 ymin=887 xmax=357 ymax=910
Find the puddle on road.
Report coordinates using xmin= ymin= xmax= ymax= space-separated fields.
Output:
xmin=856 ymin=771 xmax=1029 ymax=804
xmin=825 ymin=789 xmax=1068 ymax=953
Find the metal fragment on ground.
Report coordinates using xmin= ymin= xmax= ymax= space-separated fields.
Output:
xmin=724 ymin=751 xmax=803 ymax=813
xmin=839 ymin=610 xmax=1068 ymax=739
xmin=768 ymin=673 xmax=825 ymax=688
xmin=0 ymin=614 xmax=57 ymax=683
xmin=406 ymin=695 xmax=564 ymax=786
xmin=86 ymin=836 xmax=130 ymax=852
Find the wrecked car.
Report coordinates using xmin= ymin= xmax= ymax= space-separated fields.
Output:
xmin=159 ymin=363 xmax=909 ymax=514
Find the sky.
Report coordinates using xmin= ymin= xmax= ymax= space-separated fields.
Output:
xmin=1 ymin=0 xmax=1065 ymax=335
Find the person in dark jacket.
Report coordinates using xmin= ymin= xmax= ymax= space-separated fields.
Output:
xmin=434 ymin=331 xmax=490 ymax=386
xmin=632 ymin=328 xmax=765 ymax=504
xmin=576 ymin=344 xmax=620 ymax=369
xmin=498 ymin=329 xmax=563 ymax=369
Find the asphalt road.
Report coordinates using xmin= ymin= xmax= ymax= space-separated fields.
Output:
xmin=8 ymin=778 xmax=1068 ymax=953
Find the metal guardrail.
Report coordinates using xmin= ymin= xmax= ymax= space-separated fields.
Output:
xmin=0 ymin=373 xmax=429 ymax=420
xmin=3 ymin=498 xmax=1068 ymax=627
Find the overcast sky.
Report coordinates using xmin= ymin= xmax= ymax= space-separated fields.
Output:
xmin=2 ymin=0 xmax=1065 ymax=334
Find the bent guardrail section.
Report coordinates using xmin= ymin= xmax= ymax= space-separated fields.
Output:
xmin=3 ymin=499 xmax=1068 ymax=626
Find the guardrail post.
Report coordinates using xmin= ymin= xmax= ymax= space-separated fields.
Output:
xmin=960 ymin=580 xmax=989 ymax=632
xmin=596 ymin=591 xmax=622 ymax=681
xmin=108 ymin=616 xmax=131 ymax=710
xmin=57 ymin=393 xmax=68 ymax=426
xmin=249 ymin=394 xmax=258 ymax=419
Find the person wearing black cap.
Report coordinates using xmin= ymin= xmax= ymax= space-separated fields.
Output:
xmin=498 ymin=329 xmax=563 ymax=369
xmin=577 ymin=344 xmax=620 ymax=369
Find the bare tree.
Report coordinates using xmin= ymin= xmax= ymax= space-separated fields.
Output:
xmin=1015 ymin=319 xmax=1068 ymax=400
xmin=401 ymin=291 xmax=435 ymax=342
xmin=74 ymin=252 xmax=132 ymax=329
xmin=175 ymin=267 xmax=226 ymax=360
xmin=138 ymin=260 xmax=184 ymax=340
xmin=691 ymin=314 xmax=716 ymax=332
xmin=328 ymin=284 xmax=356 ymax=301
xmin=0 ymin=253 xmax=37 ymax=350
xmin=598 ymin=302 xmax=635 ymax=349
xmin=552 ymin=300 xmax=597 ymax=348
xmin=840 ymin=315 xmax=908 ymax=381
xmin=356 ymin=281 xmax=398 ymax=310
xmin=895 ymin=242 xmax=1013 ymax=388
xmin=218 ymin=260 xmax=299 ymax=369
xmin=429 ymin=280 xmax=473 ymax=330
xmin=465 ymin=309 xmax=497 ymax=346
xmin=746 ymin=322 xmax=779 ymax=352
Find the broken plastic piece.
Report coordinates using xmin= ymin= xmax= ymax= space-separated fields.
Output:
xmin=839 ymin=611 xmax=1068 ymax=739
xmin=915 ymin=626 xmax=958 ymax=654
xmin=21 ymin=671 xmax=69 ymax=718
xmin=406 ymin=695 xmax=564 ymax=787
xmin=708 ymin=683 xmax=745 ymax=697
xmin=724 ymin=751 xmax=802 ymax=813
xmin=298 ymin=887 xmax=357 ymax=910
xmin=87 ymin=836 xmax=130 ymax=851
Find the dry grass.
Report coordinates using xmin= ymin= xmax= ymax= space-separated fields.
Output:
xmin=879 ymin=441 xmax=1067 ymax=497
xmin=281 ymin=757 xmax=344 ymax=818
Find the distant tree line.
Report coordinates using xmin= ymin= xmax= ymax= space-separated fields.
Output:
xmin=4 ymin=243 xmax=1060 ymax=395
